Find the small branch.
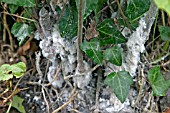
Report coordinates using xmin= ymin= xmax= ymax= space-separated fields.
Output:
xmin=2 ymin=4 xmax=14 ymax=51
xmin=52 ymin=92 xmax=79 ymax=113
xmin=64 ymin=64 xmax=100 ymax=79
xmin=1 ymin=11 xmax=38 ymax=22
xmin=42 ymin=87 xmax=50 ymax=113
xmin=35 ymin=52 xmax=43 ymax=83
xmin=77 ymin=0 xmax=84 ymax=72
xmin=2 ymin=4 xmax=7 ymax=42
xmin=44 ymin=67 xmax=61 ymax=87
xmin=132 ymin=66 xmax=144 ymax=108
xmin=116 ymin=0 xmax=132 ymax=32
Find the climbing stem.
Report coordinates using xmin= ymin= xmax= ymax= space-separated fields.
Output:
xmin=77 ymin=0 xmax=84 ymax=72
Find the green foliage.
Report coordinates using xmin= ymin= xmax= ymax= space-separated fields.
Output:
xmin=1 ymin=0 xmax=36 ymax=7
xmin=81 ymin=39 xmax=103 ymax=65
xmin=75 ymin=0 xmax=99 ymax=20
xmin=148 ymin=66 xmax=170 ymax=96
xmin=11 ymin=22 xmax=33 ymax=46
xmin=154 ymin=0 xmax=170 ymax=16
xmin=0 ymin=62 xmax=26 ymax=81
xmin=95 ymin=0 xmax=107 ymax=23
xmin=58 ymin=5 xmax=78 ymax=38
xmin=8 ymin=95 xmax=26 ymax=113
xmin=159 ymin=26 xmax=170 ymax=41
xmin=104 ymin=71 xmax=133 ymax=103
xmin=103 ymin=46 xmax=122 ymax=66
xmin=8 ymin=4 xmax=19 ymax=13
xmin=125 ymin=0 xmax=150 ymax=22
xmin=97 ymin=19 xmax=127 ymax=46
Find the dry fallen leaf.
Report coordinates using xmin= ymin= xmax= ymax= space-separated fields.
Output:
xmin=85 ymin=21 xmax=99 ymax=40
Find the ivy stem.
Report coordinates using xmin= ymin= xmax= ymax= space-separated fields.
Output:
xmin=77 ymin=0 xmax=84 ymax=72
xmin=116 ymin=0 xmax=132 ymax=32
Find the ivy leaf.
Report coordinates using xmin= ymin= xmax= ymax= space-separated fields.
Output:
xmin=103 ymin=46 xmax=122 ymax=66
xmin=125 ymin=0 xmax=150 ymax=22
xmin=0 ymin=62 xmax=26 ymax=81
xmin=59 ymin=5 xmax=78 ymax=38
xmin=9 ymin=4 xmax=19 ymax=13
xmin=97 ymin=19 xmax=127 ymax=46
xmin=75 ymin=0 xmax=98 ymax=20
xmin=148 ymin=66 xmax=170 ymax=96
xmin=154 ymin=0 xmax=170 ymax=16
xmin=159 ymin=26 xmax=170 ymax=41
xmin=104 ymin=71 xmax=133 ymax=103
xmin=10 ymin=62 xmax=26 ymax=78
xmin=11 ymin=22 xmax=32 ymax=46
xmin=1 ymin=0 xmax=35 ymax=7
xmin=0 ymin=64 xmax=13 ymax=81
xmin=8 ymin=95 xmax=26 ymax=113
xmin=80 ymin=39 xmax=103 ymax=65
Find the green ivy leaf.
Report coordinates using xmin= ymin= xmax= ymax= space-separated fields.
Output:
xmin=1 ymin=0 xmax=35 ymax=7
xmin=148 ymin=66 xmax=170 ymax=96
xmin=59 ymin=5 xmax=78 ymax=38
xmin=75 ymin=0 xmax=98 ymax=20
xmin=8 ymin=95 xmax=26 ymax=113
xmin=104 ymin=71 xmax=133 ymax=103
xmin=0 ymin=62 xmax=26 ymax=81
xmin=97 ymin=19 xmax=127 ymax=46
xmin=10 ymin=62 xmax=26 ymax=78
xmin=154 ymin=0 xmax=170 ymax=16
xmin=9 ymin=4 xmax=19 ymax=13
xmin=0 ymin=64 xmax=13 ymax=81
xmin=125 ymin=0 xmax=150 ymax=22
xmin=11 ymin=22 xmax=32 ymax=46
xmin=0 ymin=73 xmax=13 ymax=81
xmin=103 ymin=46 xmax=122 ymax=66
xmin=159 ymin=26 xmax=170 ymax=41
xmin=80 ymin=39 xmax=103 ymax=65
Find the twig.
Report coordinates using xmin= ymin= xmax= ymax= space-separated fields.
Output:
xmin=70 ymin=108 xmax=82 ymax=113
xmin=132 ymin=66 xmax=144 ymax=108
xmin=116 ymin=0 xmax=132 ymax=32
xmin=1 ymin=11 xmax=38 ymax=22
xmin=44 ymin=67 xmax=61 ymax=87
xmin=42 ymin=86 xmax=50 ymax=113
xmin=144 ymin=92 xmax=152 ymax=112
xmin=52 ymin=92 xmax=79 ymax=113
xmin=35 ymin=52 xmax=43 ymax=81
xmin=97 ymin=1 xmax=116 ymax=15
xmin=2 ymin=4 xmax=14 ymax=51
xmin=2 ymin=3 xmax=7 ymax=42
xmin=149 ymin=52 xmax=170 ymax=64
xmin=77 ymin=0 xmax=84 ymax=72
xmin=91 ymin=68 xmax=102 ymax=113
xmin=64 ymin=64 xmax=100 ymax=79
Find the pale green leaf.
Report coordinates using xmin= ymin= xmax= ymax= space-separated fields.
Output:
xmin=0 ymin=73 xmax=13 ymax=81
xmin=104 ymin=71 xmax=133 ymax=103
xmin=154 ymin=0 xmax=170 ymax=16
xmin=10 ymin=62 xmax=26 ymax=78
